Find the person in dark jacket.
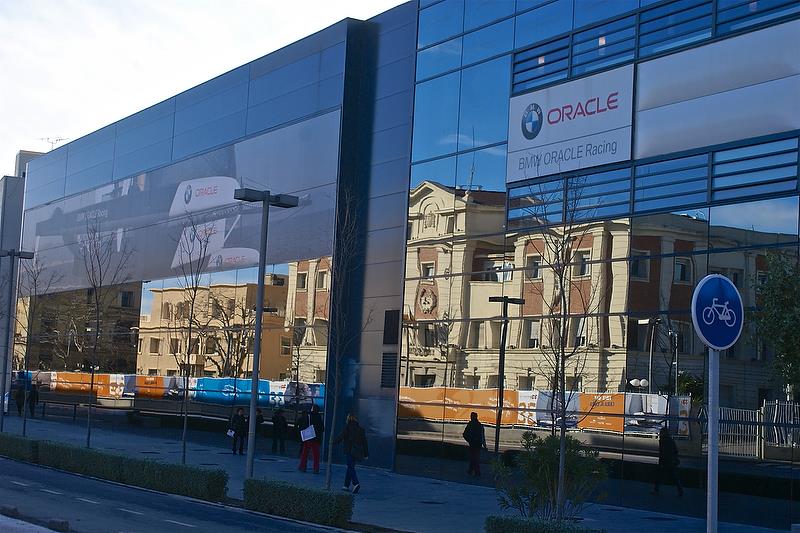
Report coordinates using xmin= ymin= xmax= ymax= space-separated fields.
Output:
xmin=230 ymin=407 xmax=247 ymax=455
xmin=14 ymin=385 xmax=24 ymax=416
xmin=271 ymin=408 xmax=288 ymax=455
xmin=653 ymin=426 xmax=683 ymax=496
xmin=298 ymin=404 xmax=324 ymax=473
xmin=335 ymin=414 xmax=369 ymax=493
xmin=28 ymin=383 xmax=39 ymax=418
xmin=463 ymin=412 xmax=486 ymax=477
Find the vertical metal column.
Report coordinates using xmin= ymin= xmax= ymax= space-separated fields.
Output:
xmin=707 ymin=348 xmax=719 ymax=533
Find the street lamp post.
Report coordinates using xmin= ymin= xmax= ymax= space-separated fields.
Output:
xmin=233 ymin=188 xmax=298 ymax=479
xmin=0 ymin=249 xmax=34 ymax=433
xmin=488 ymin=295 xmax=524 ymax=455
xmin=637 ymin=317 xmax=660 ymax=394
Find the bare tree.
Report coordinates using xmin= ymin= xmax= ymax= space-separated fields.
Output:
xmin=81 ymin=219 xmax=133 ymax=448
xmin=203 ymin=289 xmax=256 ymax=378
xmin=511 ymin=175 xmax=611 ymax=519
xmin=16 ymin=257 xmax=62 ymax=436
xmin=324 ymin=189 xmax=374 ymax=490
xmin=172 ymin=213 xmax=214 ymax=464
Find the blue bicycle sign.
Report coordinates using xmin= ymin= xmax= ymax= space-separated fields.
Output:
xmin=691 ymin=274 xmax=744 ymax=351
xmin=702 ymin=298 xmax=737 ymax=328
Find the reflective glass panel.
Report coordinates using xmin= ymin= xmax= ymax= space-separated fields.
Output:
xmin=457 ymin=56 xmax=511 ymax=151
xmin=412 ymin=72 xmax=461 ymax=162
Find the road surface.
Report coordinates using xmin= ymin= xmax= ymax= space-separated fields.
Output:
xmin=0 ymin=457 xmax=328 ymax=533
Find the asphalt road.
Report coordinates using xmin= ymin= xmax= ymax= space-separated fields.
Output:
xmin=0 ymin=458 xmax=327 ymax=533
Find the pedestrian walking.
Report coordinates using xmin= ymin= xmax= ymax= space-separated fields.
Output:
xmin=298 ymin=404 xmax=324 ymax=473
xmin=271 ymin=408 xmax=288 ymax=455
xmin=463 ymin=411 xmax=486 ymax=477
xmin=14 ymin=384 xmax=24 ymax=416
xmin=335 ymin=414 xmax=369 ymax=493
xmin=229 ymin=407 xmax=247 ymax=455
xmin=653 ymin=426 xmax=683 ymax=496
xmin=27 ymin=383 xmax=39 ymax=418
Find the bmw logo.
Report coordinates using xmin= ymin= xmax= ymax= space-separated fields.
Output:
xmin=184 ymin=184 xmax=192 ymax=204
xmin=522 ymin=103 xmax=543 ymax=140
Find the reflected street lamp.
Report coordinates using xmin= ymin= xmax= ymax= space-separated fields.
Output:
xmin=0 ymin=249 xmax=34 ymax=432
xmin=488 ymin=295 xmax=524 ymax=455
xmin=637 ymin=317 xmax=660 ymax=393
xmin=234 ymin=188 xmax=298 ymax=479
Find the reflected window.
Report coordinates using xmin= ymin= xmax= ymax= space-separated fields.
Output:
xmin=316 ymin=271 xmax=327 ymax=290
xmin=518 ymin=374 xmax=535 ymax=390
xmin=280 ymin=337 xmax=291 ymax=356
xmin=574 ymin=251 xmax=591 ymax=277
xmin=422 ymin=263 xmax=436 ymax=278
xmin=674 ymin=258 xmax=692 ymax=284
xmin=297 ymin=272 xmax=308 ymax=290
xmin=149 ymin=338 xmax=160 ymax=354
xmin=462 ymin=19 xmax=514 ymax=65
xmin=414 ymin=374 xmax=437 ymax=387
xmin=526 ymin=255 xmax=542 ymax=280
xmin=523 ymin=319 xmax=540 ymax=348
xmin=709 ymin=197 xmax=799 ymax=247
xmin=417 ymin=38 xmax=462 ymax=80
xmin=573 ymin=317 xmax=586 ymax=347
xmin=120 ymin=291 xmax=135 ymax=308
xmin=630 ymin=251 xmax=649 ymax=280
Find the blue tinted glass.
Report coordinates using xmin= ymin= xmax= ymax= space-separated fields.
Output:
xmin=176 ymin=66 xmax=249 ymax=110
xmin=514 ymin=0 xmax=573 ymax=49
xmin=114 ymin=114 xmax=174 ymax=156
xmin=65 ymin=161 xmax=114 ymax=196
xmin=456 ymin=145 xmax=507 ymax=192
xmin=249 ymin=52 xmax=324 ymax=106
xmin=462 ymin=19 xmax=514 ymax=65
xmin=516 ymin=0 xmax=557 ymax=12
xmin=418 ymin=0 xmax=465 ymax=48
xmin=412 ymin=72 xmax=461 ymax=162
xmin=411 ymin=156 xmax=456 ymax=189
xmin=174 ymin=83 xmax=248 ymax=135
xmin=635 ymin=165 xmax=708 ymax=188
xmin=25 ymin=179 xmax=65 ymax=209
xmin=710 ymin=197 xmax=799 ymax=237
xmin=714 ymin=138 xmax=798 ymax=163
xmin=172 ymin=111 xmax=247 ymax=161
xmin=714 ymin=153 xmax=797 ymax=175
xmin=458 ymin=56 xmax=510 ymax=151
xmin=713 ymin=166 xmax=798 ymax=189
xmin=574 ymin=0 xmax=638 ymax=27
xmin=635 ymin=181 xmax=707 ymax=200
xmin=635 ymin=192 xmax=707 ymax=212
xmin=465 ymin=0 xmax=515 ymax=30
xmin=246 ymin=76 xmax=344 ymax=135
xmin=635 ymin=154 xmax=709 ymax=176
xmin=712 ymin=180 xmax=798 ymax=201
xmin=26 ymin=147 xmax=67 ymax=191
xmin=416 ymin=38 xmax=462 ymax=80
xmin=113 ymin=141 xmax=172 ymax=180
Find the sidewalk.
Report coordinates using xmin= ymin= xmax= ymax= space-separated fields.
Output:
xmin=1 ymin=415 xmax=785 ymax=533
xmin=0 ymin=514 xmax=51 ymax=532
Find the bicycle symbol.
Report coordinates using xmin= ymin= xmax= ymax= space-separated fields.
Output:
xmin=702 ymin=298 xmax=737 ymax=327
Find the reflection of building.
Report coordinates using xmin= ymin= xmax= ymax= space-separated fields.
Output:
xmin=136 ymin=277 xmax=289 ymax=379
xmin=403 ymin=178 xmax=793 ymax=408
xmin=15 ymin=283 xmax=142 ymax=373
xmin=285 ymin=258 xmax=331 ymax=384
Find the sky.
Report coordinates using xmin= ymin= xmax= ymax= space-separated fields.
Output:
xmin=0 ymin=0 xmax=404 ymax=176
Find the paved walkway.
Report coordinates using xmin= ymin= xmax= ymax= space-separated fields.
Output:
xmin=0 ymin=415 xmax=787 ymax=532
xmin=0 ymin=515 xmax=51 ymax=532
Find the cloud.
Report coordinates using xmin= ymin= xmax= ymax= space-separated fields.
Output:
xmin=0 ymin=0 xmax=403 ymax=176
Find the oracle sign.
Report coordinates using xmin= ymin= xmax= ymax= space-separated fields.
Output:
xmin=507 ymin=64 xmax=633 ymax=183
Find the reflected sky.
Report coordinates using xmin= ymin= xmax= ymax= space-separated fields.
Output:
xmin=711 ymin=197 xmax=799 ymax=236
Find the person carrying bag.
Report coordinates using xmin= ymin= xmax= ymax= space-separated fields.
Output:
xmin=298 ymin=404 xmax=324 ymax=473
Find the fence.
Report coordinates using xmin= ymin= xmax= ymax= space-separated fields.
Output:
xmin=763 ymin=401 xmax=800 ymax=448
xmin=702 ymin=406 xmax=762 ymax=458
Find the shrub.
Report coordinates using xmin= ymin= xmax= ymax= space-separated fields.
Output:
xmin=244 ymin=478 xmax=353 ymax=528
xmin=38 ymin=441 xmax=227 ymax=502
xmin=118 ymin=457 xmax=228 ymax=502
xmin=493 ymin=432 xmax=606 ymax=522
xmin=486 ymin=515 xmax=605 ymax=533
xmin=0 ymin=433 xmax=38 ymax=462
xmin=38 ymin=441 xmax=124 ymax=480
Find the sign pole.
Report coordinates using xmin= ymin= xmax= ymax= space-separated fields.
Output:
xmin=707 ymin=348 xmax=719 ymax=533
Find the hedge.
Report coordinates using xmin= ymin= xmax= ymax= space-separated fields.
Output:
xmin=34 ymin=440 xmax=227 ymax=502
xmin=0 ymin=432 xmax=38 ymax=463
xmin=244 ymin=478 xmax=353 ymax=528
xmin=485 ymin=516 xmax=606 ymax=533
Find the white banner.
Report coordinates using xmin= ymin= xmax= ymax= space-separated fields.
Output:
xmin=507 ymin=64 xmax=634 ymax=183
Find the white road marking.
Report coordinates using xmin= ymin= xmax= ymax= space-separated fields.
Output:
xmin=10 ymin=481 xmax=30 ymax=487
xmin=40 ymin=489 xmax=62 ymax=495
xmin=77 ymin=497 xmax=100 ymax=504
xmin=118 ymin=508 xmax=144 ymax=515
xmin=164 ymin=519 xmax=196 ymax=528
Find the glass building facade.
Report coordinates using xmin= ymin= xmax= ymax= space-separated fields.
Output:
xmin=12 ymin=0 xmax=800 ymax=527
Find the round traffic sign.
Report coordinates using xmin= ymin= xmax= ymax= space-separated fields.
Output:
xmin=691 ymin=274 xmax=744 ymax=351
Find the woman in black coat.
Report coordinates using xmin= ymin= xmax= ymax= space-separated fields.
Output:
xmin=653 ymin=426 xmax=683 ymax=496
xmin=335 ymin=414 xmax=369 ymax=493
